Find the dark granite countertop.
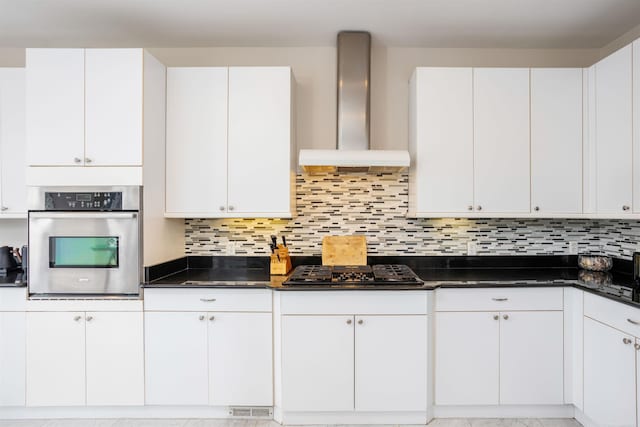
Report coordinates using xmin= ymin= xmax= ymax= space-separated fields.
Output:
xmin=143 ymin=255 xmax=640 ymax=309
xmin=0 ymin=270 xmax=27 ymax=288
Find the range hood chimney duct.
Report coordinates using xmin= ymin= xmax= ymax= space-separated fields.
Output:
xmin=298 ymin=31 xmax=410 ymax=174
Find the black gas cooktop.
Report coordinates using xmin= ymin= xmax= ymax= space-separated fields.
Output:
xmin=283 ymin=264 xmax=423 ymax=286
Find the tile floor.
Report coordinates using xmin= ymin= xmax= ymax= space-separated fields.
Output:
xmin=0 ymin=419 xmax=583 ymax=427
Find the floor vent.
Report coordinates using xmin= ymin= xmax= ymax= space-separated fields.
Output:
xmin=228 ymin=406 xmax=273 ymax=418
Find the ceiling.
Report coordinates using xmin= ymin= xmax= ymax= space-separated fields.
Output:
xmin=1 ymin=0 xmax=639 ymax=49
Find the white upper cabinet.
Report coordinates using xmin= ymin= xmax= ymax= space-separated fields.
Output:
xmin=595 ymin=45 xmax=633 ymax=213
xmin=227 ymin=67 xmax=294 ymax=215
xmin=530 ymin=68 xmax=583 ymax=214
xmin=633 ymin=40 xmax=640 ymax=213
xmin=0 ymin=68 xmax=27 ymax=217
xmin=26 ymin=49 xmax=85 ymax=166
xmin=165 ymin=67 xmax=228 ymax=215
xmin=165 ymin=66 xmax=295 ymax=218
xmin=409 ymin=68 xmax=474 ymax=215
xmin=474 ymin=68 xmax=530 ymax=214
xmin=26 ymin=48 xmax=147 ymax=168
xmin=84 ymin=49 xmax=143 ymax=166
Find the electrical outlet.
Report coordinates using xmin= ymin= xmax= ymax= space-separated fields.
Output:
xmin=569 ymin=241 xmax=579 ymax=255
xmin=467 ymin=241 xmax=477 ymax=256
xmin=226 ymin=241 xmax=236 ymax=255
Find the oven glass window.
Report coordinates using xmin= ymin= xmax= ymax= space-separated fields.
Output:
xmin=49 ymin=237 xmax=119 ymax=268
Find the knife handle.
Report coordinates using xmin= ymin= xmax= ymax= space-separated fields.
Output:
xmin=282 ymin=236 xmax=287 ymax=247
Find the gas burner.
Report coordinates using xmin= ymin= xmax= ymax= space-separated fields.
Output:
xmin=283 ymin=264 xmax=423 ymax=286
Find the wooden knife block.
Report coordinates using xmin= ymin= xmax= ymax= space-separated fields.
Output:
xmin=270 ymin=245 xmax=292 ymax=275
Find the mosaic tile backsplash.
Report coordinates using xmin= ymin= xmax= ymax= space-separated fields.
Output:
xmin=185 ymin=173 xmax=639 ymax=259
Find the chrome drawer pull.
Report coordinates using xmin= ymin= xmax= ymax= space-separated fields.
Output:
xmin=627 ymin=318 xmax=639 ymax=325
xmin=492 ymin=298 xmax=508 ymax=302
xmin=200 ymin=298 xmax=217 ymax=302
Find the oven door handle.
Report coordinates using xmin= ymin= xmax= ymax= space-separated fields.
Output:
xmin=29 ymin=212 xmax=138 ymax=220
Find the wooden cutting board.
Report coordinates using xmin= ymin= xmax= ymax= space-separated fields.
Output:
xmin=322 ymin=235 xmax=367 ymax=266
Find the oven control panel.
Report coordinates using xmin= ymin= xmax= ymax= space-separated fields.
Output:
xmin=44 ymin=192 xmax=123 ymax=211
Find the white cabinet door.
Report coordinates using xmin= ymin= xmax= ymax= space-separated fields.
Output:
xmin=144 ymin=312 xmax=208 ymax=405
xmin=499 ymin=311 xmax=563 ymax=404
xmin=227 ymin=67 xmax=292 ymax=215
xmin=0 ymin=68 xmax=26 ymax=215
xmin=355 ymin=315 xmax=427 ymax=411
xmin=435 ymin=311 xmax=499 ymax=405
xmin=208 ymin=312 xmax=273 ymax=406
xmin=0 ymin=312 xmax=25 ymax=406
xmin=531 ymin=68 xmax=583 ymax=214
xmin=595 ymin=45 xmax=633 ymax=213
xmin=85 ymin=312 xmax=144 ymax=406
xmin=84 ymin=49 xmax=143 ymax=166
xmin=410 ymin=68 xmax=474 ymax=213
xmin=584 ymin=317 xmax=636 ymax=427
xmin=474 ymin=68 xmax=530 ymax=213
xmin=26 ymin=312 xmax=86 ymax=406
xmin=166 ymin=67 xmax=228 ymax=215
xmin=633 ymin=40 xmax=640 ymax=213
xmin=25 ymin=49 xmax=85 ymax=166
xmin=282 ymin=315 xmax=354 ymax=411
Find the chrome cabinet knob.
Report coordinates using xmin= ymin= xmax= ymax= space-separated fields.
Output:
xmin=209 ymin=316 xmax=215 ymax=321
xmin=468 ymin=205 xmax=473 ymax=211
xmin=73 ymin=316 xmax=82 ymax=322
xmin=534 ymin=206 xmax=540 ymax=212
xmin=346 ymin=319 xmax=352 ymax=325
xmin=635 ymin=343 xmax=640 ymax=350
xmin=623 ymin=338 xmax=633 ymax=344
xmin=0 ymin=207 xmax=7 ymax=211
xmin=228 ymin=206 xmax=235 ymax=211
xmin=358 ymin=319 xmax=364 ymax=325
xmin=219 ymin=206 xmax=225 ymax=211
xmin=199 ymin=315 xmax=205 ymax=321
xmin=493 ymin=315 xmax=499 ymax=320
xmin=74 ymin=157 xmax=82 ymax=164
xmin=477 ymin=205 xmax=482 ymax=211
xmin=86 ymin=316 xmax=93 ymax=322
xmin=623 ymin=205 xmax=630 ymax=211
xmin=503 ymin=314 xmax=509 ymax=320
xmin=85 ymin=157 xmax=93 ymax=164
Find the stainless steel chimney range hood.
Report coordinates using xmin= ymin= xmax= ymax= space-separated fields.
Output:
xmin=299 ymin=31 xmax=410 ymax=174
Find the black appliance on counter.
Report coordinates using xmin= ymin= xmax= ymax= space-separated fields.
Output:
xmin=283 ymin=264 xmax=423 ymax=287
xmin=0 ymin=246 xmax=22 ymax=276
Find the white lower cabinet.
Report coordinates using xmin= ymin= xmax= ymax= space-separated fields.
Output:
xmin=85 ymin=311 xmax=144 ymax=406
xmin=26 ymin=312 xmax=86 ymax=406
xmin=26 ymin=311 xmax=144 ymax=407
xmin=0 ymin=311 xmax=25 ymax=406
xmin=499 ymin=311 xmax=563 ymax=404
xmin=584 ymin=317 xmax=637 ymax=426
xmin=281 ymin=315 xmax=354 ymax=411
xmin=355 ymin=315 xmax=427 ymax=411
xmin=144 ymin=312 xmax=209 ymax=405
xmin=435 ymin=288 xmax=564 ymax=406
xmin=435 ymin=312 xmax=500 ymax=405
xmin=280 ymin=292 xmax=429 ymax=414
xmin=145 ymin=310 xmax=273 ymax=406
xmin=209 ymin=312 xmax=273 ymax=406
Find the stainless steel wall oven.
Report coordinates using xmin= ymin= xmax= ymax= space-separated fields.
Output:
xmin=28 ymin=186 xmax=142 ymax=296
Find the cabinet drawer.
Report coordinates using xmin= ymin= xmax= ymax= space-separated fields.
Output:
xmin=436 ymin=287 xmax=563 ymax=312
xmin=279 ymin=291 xmax=429 ymax=315
xmin=584 ymin=292 xmax=640 ymax=337
xmin=143 ymin=288 xmax=272 ymax=312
